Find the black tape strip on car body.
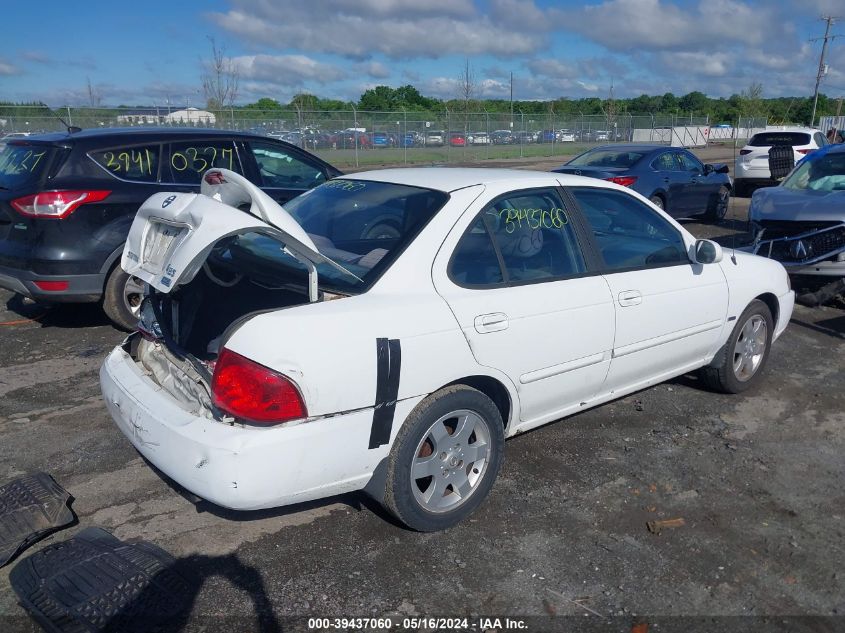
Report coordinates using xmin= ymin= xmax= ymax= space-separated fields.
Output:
xmin=369 ymin=337 xmax=402 ymax=449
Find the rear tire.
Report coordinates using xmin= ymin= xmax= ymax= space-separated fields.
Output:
xmin=649 ymin=194 xmax=666 ymax=211
xmin=699 ymin=300 xmax=773 ymax=394
xmin=383 ymin=385 xmax=504 ymax=532
xmin=102 ymin=266 xmax=144 ymax=331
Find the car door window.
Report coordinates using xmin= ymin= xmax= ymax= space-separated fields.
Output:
xmin=677 ymin=152 xmax=703 ymax=173
xmin=166 ymin=140 xmax=242 ymax=184
xmin=450 ymin=188 xmax=586 ymax=286
xmin=569 ymin=187 xmax=687 ymax=271
xmin=249 ymin=141 xmax=327 ymax=189
xmin=89 ymin=145 xmax=160 ymax=182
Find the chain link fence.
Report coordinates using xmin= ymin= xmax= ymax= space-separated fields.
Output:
xmin=0 ymin=105 xmax=767 ymax=168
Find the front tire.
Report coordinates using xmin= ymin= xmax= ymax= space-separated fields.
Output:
xmin=699 ymin=300 xmax=773 ymax=393
xmin=705 ymin=185 xmax=730 ymax=223
xmin=383 ymin=386 xmax=504 ymax=532
xmin=102 ymin=266 xmax=144 ymax=331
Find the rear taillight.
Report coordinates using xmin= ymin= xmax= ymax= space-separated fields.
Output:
xmin=604 ymin=176 xmax=638 ymax=187
xmin=11 ymin=190 xmax=111 ymax=219
xmin=211 ymin=348 xmax=307 ymax=425
xmin=739 ymin=149 xmax=752 ymax=155
xmin=797 ymin=149 xmax=814 ymax=155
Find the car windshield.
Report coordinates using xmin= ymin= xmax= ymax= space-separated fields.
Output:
xmin=749 ymin=132 xmax=811 ymax=147
xmin=215 ymin=179 xmax=449 ymax=294
xmin=781 ymin=152 xmax=845 ymax=192
xmin=567 ymin=149 xmax=645 ymax=168
xmin=0 ymin=142 xmax=56 ymax=190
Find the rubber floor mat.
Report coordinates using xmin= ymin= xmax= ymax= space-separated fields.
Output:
xmin=0 ymin=472 xmax=75 ymax=567
xmin=10 ymin=527 xmax=195 ymax=633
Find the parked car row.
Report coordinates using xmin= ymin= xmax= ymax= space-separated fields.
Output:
xmin=265 ymin=127 xmax=632 ymax=150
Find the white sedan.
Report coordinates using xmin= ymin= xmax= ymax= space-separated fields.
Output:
xmin=100 ymin=168 xmax=794 ymax=532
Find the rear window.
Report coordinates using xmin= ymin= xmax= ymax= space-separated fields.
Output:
xmin=0 ymin=143 xmax=56 ymax=189
xmin=215 ymin=179 xmax=449 ymax=294
xmin=749 ymin=132 xmax=811 ymax=147
xmin=568 ymin=149 xmax=645 ymax=168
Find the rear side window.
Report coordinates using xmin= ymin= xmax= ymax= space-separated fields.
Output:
xmin=570 ymin=187 xmax=687 ymax=271
xmin=249 ymin=142 xmax=326 ymax=189
xmin=749 ymin=132 xmax=811 ymax=147
xmin=651 ymin=153 xmax=678 ymax=171
xmin=166 ymin=140 xmax=242 ymax=184
xmin=89 ymin=145 xmax=160 ymax=182
xmin=450 ymin=188 xmax=586 ymax=286
xmin=0 ymin=143 xmax=56 ymax=189
xmin=568 ymin=149 xmax=645 ymax=168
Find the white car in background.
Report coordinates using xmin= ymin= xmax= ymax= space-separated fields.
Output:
xmin=735 ymin=127 xmax=829 ymax=196
xmin=467 ymin=132 xmax=490 ymax=145
xmin=100 ymin=168 xmax=794 ymax=532
xmin=557 ymin=129 xmax=576 ymax=142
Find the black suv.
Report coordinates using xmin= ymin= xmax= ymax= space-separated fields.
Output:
xmin=0 ymin=128 xmax=341 ymax=328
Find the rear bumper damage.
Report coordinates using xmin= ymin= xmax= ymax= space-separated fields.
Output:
xmin=100 ymin=345 xmax=421 ymax=510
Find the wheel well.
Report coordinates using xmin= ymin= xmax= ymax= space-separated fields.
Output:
xmin=445 ymin=375 xmax=512 ymax=429
xmin=755 ymin=292 xmax=779 ymax=326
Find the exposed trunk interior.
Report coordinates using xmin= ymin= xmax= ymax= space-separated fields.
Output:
xmin=152 ymin=256 xmax=313 ymax=360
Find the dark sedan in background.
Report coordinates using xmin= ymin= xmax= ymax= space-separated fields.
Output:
xmin=554 ymin=144 xmax=732 ymax=222
xmin=0 ymin=128 xmax=341 ymax=330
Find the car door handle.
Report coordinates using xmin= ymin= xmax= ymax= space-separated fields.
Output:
xmin=617 ymin=290 xmax=642 ymax=307
xmin=474 ymin=312 xmax=509 ymax=333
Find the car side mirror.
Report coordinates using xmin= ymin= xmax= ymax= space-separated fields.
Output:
xmin=704 ymin=164 xmax=714 ymax=175
xmin=691 ymin=239 xmax=723 ymax=264
xmin=716 ymin=164 xmax=730 ymax=174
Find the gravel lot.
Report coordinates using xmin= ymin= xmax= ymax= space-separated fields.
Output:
xmin=1 ymin=147 xmax=843 ymax=632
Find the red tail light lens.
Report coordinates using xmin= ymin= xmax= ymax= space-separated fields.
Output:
xmin=33 ymin=280 xmax=69 ymax=291
xmin=604 ymin=176 xmax=638 ymax=187
xmin=739 ymin=149 xmax=752 ymax=155
xmin=11 ymin=190 xmax=111 ymax=219
xmin=211 ymin=348 xmax=306 ymax=425
xmin=797 ymin=149 xmax=814 ymax=155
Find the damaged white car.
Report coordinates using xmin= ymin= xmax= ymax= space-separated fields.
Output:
xmin=100 ymin=167 xmax=794 ymax=531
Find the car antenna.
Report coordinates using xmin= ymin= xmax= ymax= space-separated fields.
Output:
xmin=51 ymin=109 xmax=82 ymax=134
xmin=730 ymin=117 xmax=738 ymax=264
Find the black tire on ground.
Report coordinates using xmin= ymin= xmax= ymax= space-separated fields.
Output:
xmin=102 ymin=266 xmax=142 ymax=331
xmin=705 ymin=185 xmax=730 ymax=223
xmin=383 ymin=385 xmax=504 ymax=532
xmin=649 ymin=194 xmax=666 ymax=211
xmin=699 ymin=299 xmax=774 ymax=394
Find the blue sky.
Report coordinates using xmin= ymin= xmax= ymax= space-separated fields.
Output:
xmin=2 ymin=0 xmax=844 ymax=106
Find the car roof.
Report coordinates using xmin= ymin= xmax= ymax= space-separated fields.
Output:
xmin=590 ymin=143 xmax=669 ymax=152
xmin=754 ymin=126 xmax=819 ymax=134
xmin=344 ymin=168 xmax=606 ymax=193
xmin=19 ymin=127 xmax=268 ymax=144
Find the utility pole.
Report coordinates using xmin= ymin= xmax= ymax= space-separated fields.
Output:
xmin=811 ymin=15 xmax=839 ymax=127
xmin=510 ymin=72 xmax=514 ymax=128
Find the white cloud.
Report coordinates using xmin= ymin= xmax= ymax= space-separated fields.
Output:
xmin=231 ymin=54 xmax=347 ymax=84
xmin=0 ymin=60 xmax=20 ymax=75
xmin=356 ymin=61 xmax=391 ymax=79
xmin=208 ymin=0 xmax=547 ymax=58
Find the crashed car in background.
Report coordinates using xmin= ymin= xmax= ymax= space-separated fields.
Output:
xmin=100 ymin=167 xmax=793 ymax=532
xmin=746 ymin=143 xmax=845 ymax=305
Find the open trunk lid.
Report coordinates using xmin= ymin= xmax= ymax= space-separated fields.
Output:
xmin=122 ymin=168 xmax=359 ymax=300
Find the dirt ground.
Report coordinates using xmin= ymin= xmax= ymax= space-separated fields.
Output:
xmin=0 ymin=147 xmax=843 ymax=632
